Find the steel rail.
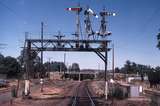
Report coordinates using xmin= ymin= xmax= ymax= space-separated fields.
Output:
xmin=85 ymin=85 xmax=96 ymax=106
xmin=71 ymin=82 xmax=96 ymax=106
xmin=71 ymin=83 xmax=80 ymax=106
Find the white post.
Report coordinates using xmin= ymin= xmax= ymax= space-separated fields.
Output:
xmin=24 ymin=80 xmax=30 ymax=96
xmin=105 ymin=81 xmax=108 ymax=100
xmin=40 ymin=78 xmax=44 ymax=92
xmin=94 ymin=72 xmax=96 ymax=79
xmin=139 ymin=85 xmax=143 ymax=93
xmin=79 ymin=72 xmax=81 ymax=82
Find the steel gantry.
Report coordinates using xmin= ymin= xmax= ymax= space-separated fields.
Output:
xmin=24 ymin=37 xmax=111 ymax=95
xmin=22 ymin=5 xmax=116 ymax=100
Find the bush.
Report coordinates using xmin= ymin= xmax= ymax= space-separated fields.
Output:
xmin=109 ymin=86 xmax=128 ymax=100
xmin=113 ymin=87 xmax=124 ymax=99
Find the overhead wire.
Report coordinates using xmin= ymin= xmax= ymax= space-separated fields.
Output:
xmin=141 ymin=6 xmax=160 ymax=33
xmin=0 ymin=0 xmax=27 ymax=27
xmin=0 ymin=0 xmax=16 ymax=14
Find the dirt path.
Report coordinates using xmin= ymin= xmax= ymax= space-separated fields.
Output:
xmin=2 ymin=80 xmax=81 ymax=106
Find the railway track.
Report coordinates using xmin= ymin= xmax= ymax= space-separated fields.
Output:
xmin=71 ymin=81 xmax=96 ymax=106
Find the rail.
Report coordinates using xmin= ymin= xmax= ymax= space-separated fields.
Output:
xmin=71 ymin=83 xmax=80 ymax=106
xmin=85 ymin=87 xmax=95 ymax=106
xmin=71 ymin=82 xmax=96 ymax=106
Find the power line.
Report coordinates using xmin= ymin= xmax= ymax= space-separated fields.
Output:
xmin=0 ymin=0 xmax=25 ymax=22
xmin=0 ymin=0 xmax=17 ymax=15
xmin=141 ymin=6 xmax=160 ymax=33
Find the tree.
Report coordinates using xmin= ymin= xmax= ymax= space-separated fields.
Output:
xmin=155 ymin=66 xmax=160 ymax=71
xmin=2 ymin=56 xmax=20 ymax=78
xmin=0 ymin=53 xmax=4 ymax=63
xmin=51 ymin=62 xmax=59 ymax=71
xmin=0 ymin=54 xmax=5 ymax=74
xmin=43 ymin=61 xmax=67 ymax=72
xmin=115 ymin=67 xmax=120 ymax=73
xmin=71 ymin=63 xmax=80 ymax=72
xmin=68 ymin=65 xmax=72 ymax=72
xmin=58 ymin=62 xmax=67 ymax=72
xmin=17 ymin=49 xmax=42 ymax=78
xmin=157 ymin=31 xmax=160 ymax=49
xmin=124 ymin=60 xmax=132 ymax=74
xmin=131 ymin=62 xmax=137 ymax=73
xmin=116 ymin=60 xmax=152 ymax=75
xmin=17 ymin=49 xmax=38 ymax=65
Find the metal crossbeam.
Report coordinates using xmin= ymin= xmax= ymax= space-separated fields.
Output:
xmin=25 ymin=39 xmax=111 ymax=52
xmin=26 ymin=39 xmax=111 ymax=43
xmin=26 ymin=47 xmax=110 ymax=52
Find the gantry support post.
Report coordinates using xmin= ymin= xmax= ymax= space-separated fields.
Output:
xmin=41 ymin=22 xmax=44 ymax=78
xmin=105 ymin=41 xmax=108 ymax=100
xmin=24 ymin=40 xmax=31 ymax=96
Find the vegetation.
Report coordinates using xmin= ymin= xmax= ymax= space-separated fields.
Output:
xmin=0 ymin=54 xmax=21 ymax=78
xmin=115 ymin=60 xmax=160 ymax=88
xmin=69 ymin=63 xmax=80 ymax=72
xmin=157 ymin=31 xmax=160 ymax=49
xmin=43 ymin=62 xmax=67 ymax=72
xmin=0 ymin=51 xmax=69 ymax=79
xmin=112 ymin=87 xmax=127 ymax=99
xmin=115 ymin=60 xmax=151 ymax=75
xmin=148 ymin=67 xmax=160 ymax=88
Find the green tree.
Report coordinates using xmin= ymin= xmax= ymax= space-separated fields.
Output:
xmin=131 ymin=62 xmax=137 ymax=73
xmin=115 ymin=67 xmax=120 ymax=73
xmin=157 ymin=32 xmax=160 ymax=49
xmin=124 ymin=60 xmax=133 ymax=74
xmin=71 ymin=63 xmax=80 ymax=72
xmin=2 ymin=56 xmax=20 ymax=78
xmin=0 ymin=53 xmax=4 ymax=63
xmin=43 ymin=61 xmax=67 ymax=72
xmin=0 ymin=54 xmax=5 ymax=73
xmin=17 ymin=49 xmax=42 ymax=78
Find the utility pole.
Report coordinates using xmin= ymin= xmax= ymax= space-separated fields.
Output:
xmin=112 ymin=43 xmax=115 ymax=80
xmin=40 ymin=22 xmax=44 ymax=92
xmin=63 ymin=53 xmax=66 ymax=79
xmin=41 ymin=22 xmax=44 ymax=77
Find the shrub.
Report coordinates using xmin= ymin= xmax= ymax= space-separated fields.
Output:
xmin=110 ymin=86 xmax=128 ymax=100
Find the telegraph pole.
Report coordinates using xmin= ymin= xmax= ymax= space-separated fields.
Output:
xmin=40 ymin=22 xmax=44 ymax=92
xmin=64 ymin=53 xmax=66 ymax=79
xmin=112 ymin=43 xmax=115 ymax=79
xmin=41 ymin=22 xmax=44 ymax=67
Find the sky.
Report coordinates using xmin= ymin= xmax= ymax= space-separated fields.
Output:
xmin=0 ymin=0 xmax=160 ymax=70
